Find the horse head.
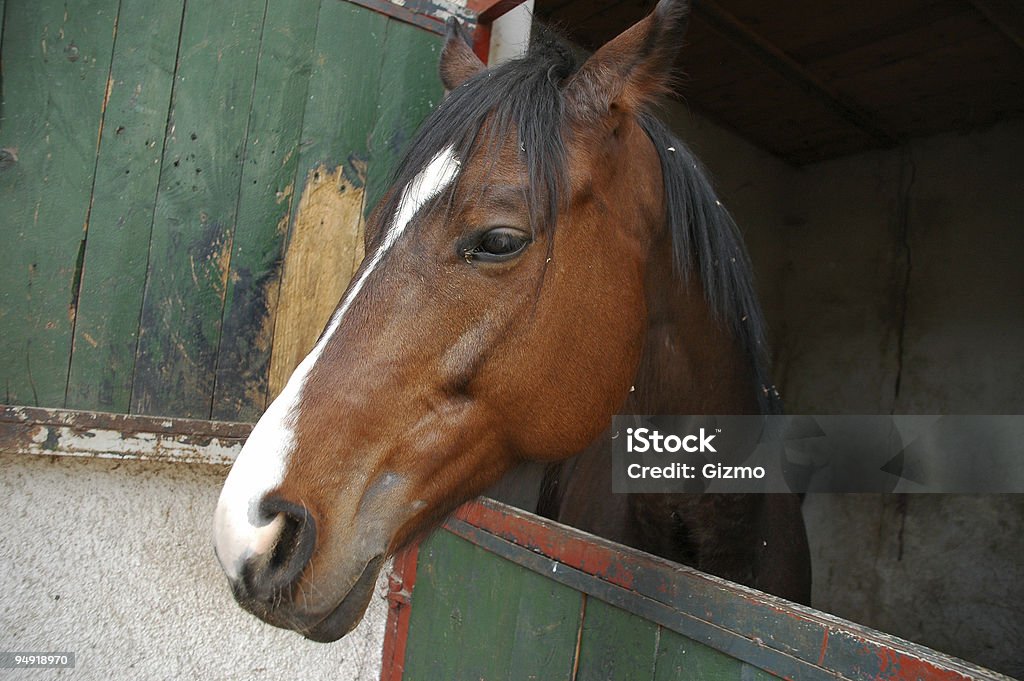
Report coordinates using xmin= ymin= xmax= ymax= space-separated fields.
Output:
xmin=213 ymin=0 xmax=697 ymax=641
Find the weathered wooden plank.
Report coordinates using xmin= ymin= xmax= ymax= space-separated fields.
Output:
xmin=403 ymin=530 xmax=477 ymax=681
xmin=0 ymin=0 xmax=120 ymax=407
xmin=445 ymin=532 xmax=525 ymax=679
xmin=740 ymin=662 xmax=780 ymax=680
xmin=654 ymin=628 xmax=746 ymax=680
xmin=265 ymin=3 xmax=389 ymax=399
xmin=209 ymin=0 xmax=321 ymax=422
xmin=505 ymin=567 xmax=582 ymax=681
xmin=364 ymin=19 xmax=445 ymax=216
xmin=576 ymin=597 xmax=659 ymax=681
xmin=0 ymin=0 xmax=6 ymax=58
xmin=129 ymin=0 xmax=268 ymax=418
xmin=344 ymin=0 xmax=474 ymax=35
xmin=439 ymin=500 xmax=1013 ymax=681
xmin=404 ymin=528 xmax=581 ymax=681
xmin=0 ymin=405 xmax=248 ymax=465
xmin=64 ymin=0 xmax=186 ymax=414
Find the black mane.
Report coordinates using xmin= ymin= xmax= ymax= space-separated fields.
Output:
xmin=383 ymin=33 xmax=779 ymax=414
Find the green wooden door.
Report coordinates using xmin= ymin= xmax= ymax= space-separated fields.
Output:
xmin=0 ymin=0 xmax=445 ymax=420
xmin=403 ymin=530 xmax=783 ymax=681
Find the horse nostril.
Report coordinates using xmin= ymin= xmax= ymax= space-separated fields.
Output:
xmin=241 ymin=498 xmax=317 ymax=602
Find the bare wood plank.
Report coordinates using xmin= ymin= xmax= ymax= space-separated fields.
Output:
xmin=0 ymin=405 xmax=249 ymax=465
xmin=266 ymin=3 xmax=389 ymax=399
xmin=0 ymin=0 xmax=120 ymax=407
xmin=66 ymin=0 xmax=187 ymax=414
xmin=691 ymin=0 xmax=900 ymax=148
xmin=209 ymin=0 xmax=321 ymax=422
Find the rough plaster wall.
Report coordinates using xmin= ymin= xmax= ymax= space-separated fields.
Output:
xmin=777 ymin=120 xmax=1024 ymax=678
xmin=658 ymin=111 xmax=1024 ymax=676
xmin=0 ymin=452 xmax=388 ymax=680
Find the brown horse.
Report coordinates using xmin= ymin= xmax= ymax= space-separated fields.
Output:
xmin=213 ymin=0 xmax=810 ymax=643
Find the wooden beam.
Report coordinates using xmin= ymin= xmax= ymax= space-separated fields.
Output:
xmin=343 ymin=0 xmax=475 ymax=35
xmin=965 ymin=0 xmax=1024 ymax=54
xmin=0 ymin=406 xmax=250 ymax=466
xmin=469 ymin=0 xmax=528 ymax=24
xmin=691 ymin=0 xmax=901 ymax=149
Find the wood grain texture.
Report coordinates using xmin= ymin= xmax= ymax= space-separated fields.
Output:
xmin=130 ymin=0 xmax=268 ymax=417
xmin=402 ymin=530 xmax=475 ymax=680
xmin=364 ymin=19 xmax=446 ymax=215
xmin=0 ymin=0 xmax=119 ymax=407
xmin=65 ymin=0 xmax=186 ymax=413
xmin=2 ymin=0 xmax=447 ymax=417
xmin=266 ymin=2 xmax=389 ymax=399
xmin=403 ymin=529 xmax=583 ymax=681
xmin=210 ymin=0 xmax=321 ymax=422
xmin=654 ymin=629 xmax=746 ymax=680
xmin=576 ymin=597 xmax=660 ymax=681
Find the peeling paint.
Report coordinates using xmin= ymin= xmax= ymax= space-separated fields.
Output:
xmin=19 ymin=424 xmax=242 ymax=464
xmin=267 ymin=164 xmax=366 ymax=399
xmin=1 ymin=407 xmax=248 ymax=466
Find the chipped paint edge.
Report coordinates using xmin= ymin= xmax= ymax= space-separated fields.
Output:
xmin=408 ymin=499 xmax=1015 ymax=681
xmin=344 ymin=0 xmax=476 ymax=35
xmin=0 ymin=405 xmax=250 ymax=466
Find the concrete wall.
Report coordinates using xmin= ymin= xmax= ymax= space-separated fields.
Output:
xmin=675 ymin=114 xmax=1023 ymax=677
xmin=777 ymin=120 xmax=1024 ymax=679
xmin=0 ymin=452 xmax=388 ymax=679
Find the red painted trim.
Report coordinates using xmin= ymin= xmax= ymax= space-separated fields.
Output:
xmin=450 ymin=501 xmax=639 ymax=590
xmin=379 ymin=542 xmax=420 ymax=681
xmin=472 ymin=21 xmax=493 ymax=62
xmin=442 ymin=499 xmax=1004 ymax=681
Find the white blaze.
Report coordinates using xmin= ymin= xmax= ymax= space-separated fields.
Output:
xmin=213 ymin=147 xmax=461 ymax=579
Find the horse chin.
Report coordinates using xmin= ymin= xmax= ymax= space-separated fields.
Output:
xmin=301 ymin=555 xmax=385 ymax=643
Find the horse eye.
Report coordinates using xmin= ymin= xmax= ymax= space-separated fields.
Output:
xmin=465 ymin=228 xmax=530 ymax=263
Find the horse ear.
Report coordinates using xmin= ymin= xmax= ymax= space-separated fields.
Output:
xmin=566 ymin=0 xmax=689 ymax=120
xmin=440 ymin=18 xmax=486 ymax=92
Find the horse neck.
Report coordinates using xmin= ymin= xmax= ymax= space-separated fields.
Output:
xmin=624 ymin=225 xmax=761 ymax=416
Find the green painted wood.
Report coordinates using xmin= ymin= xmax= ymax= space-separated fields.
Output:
xmin=447 ymin=533 xmax=524 ymax=680
xmin=296 ymin=1 xmax=388 ymax=189
xmin=0 ymin=0 xmax=6 ymax=57
xmin=654 ymin=628 xmax=747 ymax=680
xmin=129 ymin=0 xmax=268 ymax=417
xmin=364 ymin=19 xmax=445 ymax=216
xmin=404 ymin=530 xmax=583 ymax=681
xmin=65 ymin=0 xmax=186 ymax=413
xmin=0 ymin=0 xmax=119 ymax=407
xmin=576 ymin=598 xmax=660 ymax=681
xmin=505 ymin=567 xmax=582 ymax=681
xmin=740 ymin=663 xmax=781 ymax=680
xmin=262 ymin=3 xmax=390 ymax=397
xmin=403 ymin=530 xmax=479 ymax=681
xmin=209 ymin=0 xmax=321 ymax=422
